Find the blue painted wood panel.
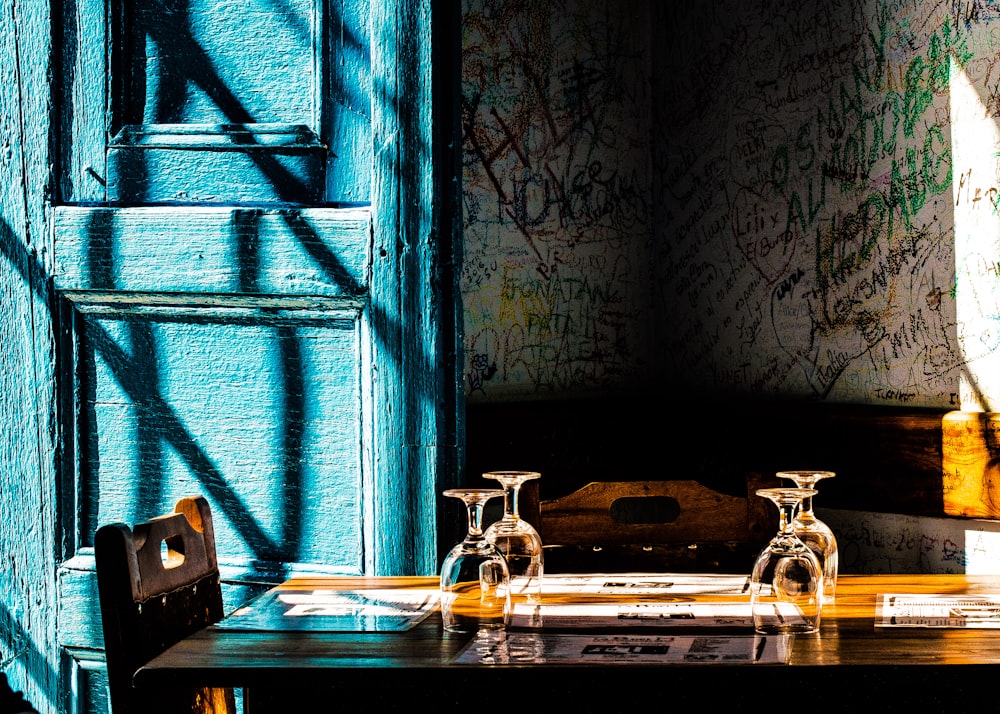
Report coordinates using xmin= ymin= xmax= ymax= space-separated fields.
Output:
xmin=124 ymin=0 xmax=320 ymax=124
xmin=73 ymin=304 xmax=365 ymax=571
xmin=5 ymin=1 xmax=454 ymax=712
xmin=106 ymin=125 xmax=328 ymax=203
xmin=54 ymin=207 xmax=370 ymax=295
xmin=55 ymin=203 xmax=372 ymax=589
xmin=58 ymin=0 xmax=356 ymax=205
xmin=0 ymin=0 xmax=59 ymax=709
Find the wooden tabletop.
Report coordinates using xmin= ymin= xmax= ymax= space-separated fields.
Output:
xmin=135 ymin=573 xmax=1000 ymax=711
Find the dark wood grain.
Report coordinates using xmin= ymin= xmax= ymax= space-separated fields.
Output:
xmin=136 ymin=574 xmax=1000 ymax=712
xmin=96 ymin=496 xmax=236 ymax=714
xmin=465 ymin=396 xmax=960 ymax=518
xmin=531 ymin=476 xmax=780 ymax=573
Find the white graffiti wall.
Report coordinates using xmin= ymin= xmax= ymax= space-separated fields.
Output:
xmin=462 ymin=0 xmax=1000 ymax=408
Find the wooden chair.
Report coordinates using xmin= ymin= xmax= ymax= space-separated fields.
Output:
xmin=528 ymin=475 xmax=779 ymax=573
xmin=95 ymin=496 xmax=236 ymax=714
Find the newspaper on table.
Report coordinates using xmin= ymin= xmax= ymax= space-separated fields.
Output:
xmin=217 ymin=586 xmax=440 ymax=632
xmin=876 ymin=593 xmax=1000 ymax=628
xmin=511 ymin=572 xmax=813 ymax=631
xmin=454 ymin=629 xmax=790 ymax=665
xmin=533 ymin=572 xmax=752 ymax=596
xmin=510 ymin=599 xmax=810 ymax=630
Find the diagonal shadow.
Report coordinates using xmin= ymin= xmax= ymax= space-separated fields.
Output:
xmin=0 ymin=217 xmax=49 ymax=309
xmin=0 ymin=603 xmax=55 ymax=709
xmin=73 ymin=208 xmax=368 ymax=566
xmin=82 ymin=317 xmax=284 ymax=559
xmin=80 ymin=0 xmax=436 ymax=573
xmin=0 ymin=220 xmax=57 ymax=710
xmin=130 ymin=0 xmax=314 ymax=203
xmin=233 ymin=209 xmax=305 ymax=560
xmin=277 ymin=210 xmax=366 ymax=296
xmin=77 ymin=212 xmax=171 ymax=547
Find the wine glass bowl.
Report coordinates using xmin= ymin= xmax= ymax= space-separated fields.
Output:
xmin=483 ymin=471 xmax=544 ymax=602
xmin=750 ymin=487 xmax=823 ymax=634
xmin=776 ymin=470 xmax=838 ymax=603
xmin=440 ymin=488 xmax=511 ymax=633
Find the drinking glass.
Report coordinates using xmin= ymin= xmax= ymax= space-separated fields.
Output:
xmin=440 ymin=488 xmax=511 ymax=633
xmin=777 ymin=470 xmax=838 ymax=603
xmin=483 ymin=470 xmax=544 ymax=602
xmin=750 ymin=488 xmax=823 ymax=634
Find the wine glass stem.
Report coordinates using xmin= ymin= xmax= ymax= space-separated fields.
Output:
xmin=799 ymin=493 xmax=815 ymax=516
xmin=466 ymin=501 xmax=486 ymax=539
xmin=504 ymin=484 xmax=521 ymax=519
xmin=778 ymin=502 xmax=798 ymax=535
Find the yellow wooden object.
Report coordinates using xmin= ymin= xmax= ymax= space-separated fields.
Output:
xmin=942 ymin=411 xmax=1000 ymax=518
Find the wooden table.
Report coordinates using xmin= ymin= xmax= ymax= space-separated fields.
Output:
xmin=136 ymin=573 xmax=1000 ymax=712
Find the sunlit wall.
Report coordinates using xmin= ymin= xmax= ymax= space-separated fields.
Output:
xmin=459 ymin=0 xmax=1000 ymax=409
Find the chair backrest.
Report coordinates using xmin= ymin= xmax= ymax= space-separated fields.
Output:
xmin=95 ymin=496 xmax=235 ymax=714
xmin=530 ymin=475 xmax=779 ymax=572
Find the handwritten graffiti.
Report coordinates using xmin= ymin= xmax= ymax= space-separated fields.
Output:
xmin=462 ymin=0 xmax=651 ymax=397
xmin=822 ymin=509 xmax=1000 ymax=574
xmin=460 ymin=0 xmax=993 ymax=406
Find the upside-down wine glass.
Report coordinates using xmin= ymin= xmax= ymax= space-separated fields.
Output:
xmin=777 ymin=470 xmax=838 ymax=603
xmin=750 ymin=488 xmax=823 ymax=634
xmin=483 ymin=471 xmax=544 ymax=602
xmin=440 ymin=488 xmax=511 ymax=633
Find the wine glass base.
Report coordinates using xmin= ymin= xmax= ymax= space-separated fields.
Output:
xmin=443 ymin=620 xmax=507 ymax=634
xmin=754 ymin=624 xmax=819 ymax=635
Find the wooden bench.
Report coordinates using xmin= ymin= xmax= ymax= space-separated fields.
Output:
xmin=525 ymin=476 xmax=778 ymax=572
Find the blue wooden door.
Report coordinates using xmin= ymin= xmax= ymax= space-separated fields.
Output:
xmin=37 ymin=1 xmax=458 ymax=712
